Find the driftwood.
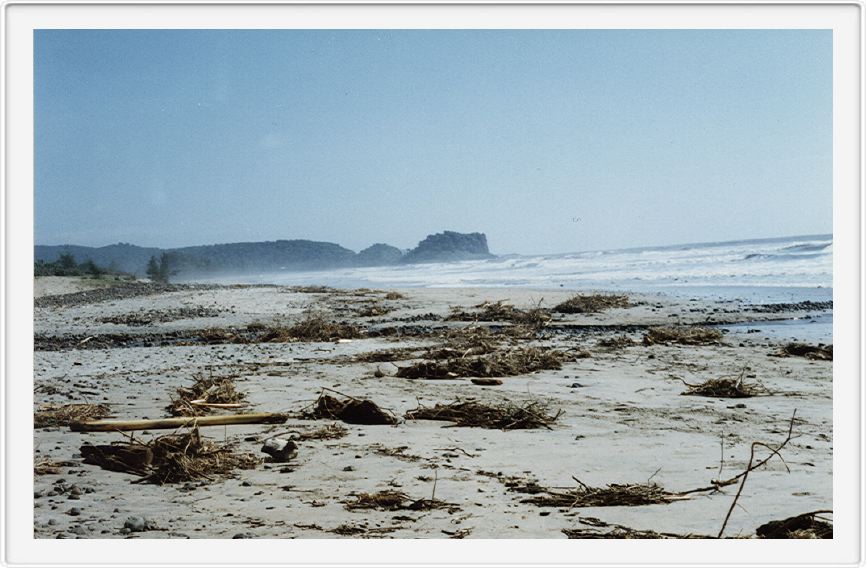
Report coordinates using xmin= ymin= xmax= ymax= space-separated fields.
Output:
xmin=70 ymin=412 xmax=288 ymax=432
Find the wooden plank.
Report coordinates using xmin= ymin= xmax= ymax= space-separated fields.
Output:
xmin=70 ymin=412 xmax=288 ymax=432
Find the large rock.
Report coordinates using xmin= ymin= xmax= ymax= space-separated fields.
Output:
xmin=400 ymin=231 xmax=493 ymax=264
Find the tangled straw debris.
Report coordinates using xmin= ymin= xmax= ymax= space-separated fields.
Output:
xmin=405 ymin=398 xmax=561 ymax=430
xmin=772 ymin=343 xmax=833 ymax=361
xmin=553 ymin=294 xmax=630 ymax=314
xmin=305 ymin=390 xmax=398 ymax=425
xmin=446 ymin=300 xmax=551 ymax=328
xmin=167 ymin=374 xmax=247 ymax=416
xmin=80 ymin=427 xmax=260 ymax=484
xmin=343 ymin=490 xmax=456 ymax=513
xmin=396 ymin=347 xmax=564 ymax=380
xmin=562 ymin=517 xmax=707 ymax=539
xmin=35 ymin=403 xmax=112 ymax=428
xmin=522 ymin=480 xmax=676 ymax=508
xmin=295 ymin=422 xmax=349 ymax=441
xmin=596 ymin=335 xmax=636 ymax=349
xmin=643 ymin=326 xmax=723 ymax=346
xmin=260 ymin=313 xmax=364 ymax=343
xmin=755 ymin=511 xmax=832 ymax=539
xmin=679 ymin=373 xmax=767 ymax=398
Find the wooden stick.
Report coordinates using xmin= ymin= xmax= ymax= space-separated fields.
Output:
xmin=188 ymin=400 xmax=249 ymax=409
xmin=70 ymin=412 xmax=288 ymax=432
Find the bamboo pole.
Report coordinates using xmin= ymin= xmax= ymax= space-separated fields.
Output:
xmin=70 ymin=412 xmax=288 ymax=432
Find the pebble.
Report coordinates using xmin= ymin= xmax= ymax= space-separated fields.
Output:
xmin=66 ymin=507 xmax=81 ymax=516
xmin=123 ymin=516 xmax=149 ymax=532
xmin=232 ymin=532 xmax=255 ymax=539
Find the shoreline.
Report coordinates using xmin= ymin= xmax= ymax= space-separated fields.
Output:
xmin=33 ymin=278 xmax=833 ymax=539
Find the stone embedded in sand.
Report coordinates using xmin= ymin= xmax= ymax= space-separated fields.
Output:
xmin=261 ymin=438 xmax=298 ymax=462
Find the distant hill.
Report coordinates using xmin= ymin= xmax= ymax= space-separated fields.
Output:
xmin=35 ymin=230 xmax=494 ymax=278
xmin=400 ymin=231 xmax=493 ymax=264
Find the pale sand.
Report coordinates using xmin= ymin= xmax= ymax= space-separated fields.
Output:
xmin=33 ymin=282 xmax=832 ymax=538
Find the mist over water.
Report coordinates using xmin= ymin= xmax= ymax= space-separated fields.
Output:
xmin=197 ymin=234 xmax=832 ymax=302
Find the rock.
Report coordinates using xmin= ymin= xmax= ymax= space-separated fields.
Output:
xmin=570 ymin=382 xmax=585 ymax=388
xmin=232 ymin=532 xmax=255 ymax=539
xmin=400 ymin=231 xmax=494 ymax=264
xmin=261 ymin=438 xmax=298 ymax=462
xmin=66 ymin=507 xmax=81 ymax=516
xmin=356 ymin=243 xmax=404 ymax=266
xmin=123 ymin=516 xmax=149 ymax=532
xmin=471 ymin=378 xmax=503 ymax=386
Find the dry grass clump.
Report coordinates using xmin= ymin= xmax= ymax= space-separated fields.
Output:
xmin=597 ymin=335 xmax=636 ymax=349
xmin=679 ymin=373 xmax=767 ymax=398
xmin=34 ymin=458 xmax=76 ymax=475
xmin=643 ymin=326 xmax=723 ymax=346
xmin=199 ymin=327 xmax=248 ymax=344
xmin=35 ymin=403 xmax=112 ymax=428
xmin=80 ymin=427 xmax=260 ymax=485
xmin=296 ymin=423 xmax=349 ymax=441
xmin=167 ymin=374 xmax=247 ymax=416
xmin=772 ymin=343 xmax=833 ymax=361
xmin=291 ymin=285 xmax=334 ymax=293
xmin=384 ymin=291 xmax=406 ymax=300
xmin=447 ymin=300 xmax=551 ymax=328
xmin=756 ymin=511 xmax=832 ymax=539
xmin=344 ymin=490 xmax=456 ymax=512
xmin=553 ymin=294 xmax=630 ymax=314
xmin=562 ymin=517 xmax=707 ymax=539
xmin=262 ymin=313 xmax=364 ymax=342
xmin=304 ymin=390 xmax=397 ymax=425
xmin=405 ymin=398 xmax=561 ymax=430
xmin=357 ymin=303 xmax=392 ymax=317
xmin=523 ymin=480 xmax=675 ymax=508
xmin=396 ymin=347 xmax=564 ymax=379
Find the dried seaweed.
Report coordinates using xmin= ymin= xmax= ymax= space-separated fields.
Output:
xmin=643 ymin=326 xmax=723 ymax=346
xmin=35 ymin=403 xmax=112 ymax=428
xmin=344 ymin=490 xmax=456 ymax=513
xmin=80 ymin=427 xmax=260 ymax=484
xmin=167 ymin=374 xmax=247 ymax=416
xmin=597 ymin=335 xmax=636 ymax=349
xmin=522 ymin=480 xmax=676 ymax=508
xmin=405 ymin=398 xmax=561 ymax=430
xmin=772 ymin=343 xmax=833 ymax=361
xmin=679 ymin=373 xmax=768 ymax=398
xmin=553 ymin=294 xmax=629 ymax=314
xmin=295 ymin=423 xmax=349 ymax=441
xmin=446 ymin=300 xmax=551 ymax=328
xmin=755 ymin=511 xmax=832 ymax=539
xmin=260 ymin=313 xmax=363 ymax=343
xmin=350 ymin=347 xmax=421 ymax=362
xmin=305 ymin=391 xmax=398 ymax=425
xmin=396 ymin=347 xmax=564 ymax=379
xmin=384 ymin=291 xmax=406 ymax=300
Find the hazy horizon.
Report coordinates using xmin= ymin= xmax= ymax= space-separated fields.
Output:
xmin=36 ymin=30 xmax=832 ymax=255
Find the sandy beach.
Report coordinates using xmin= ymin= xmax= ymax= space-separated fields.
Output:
xmin=32 ymin=278 xmax=832 ymax=539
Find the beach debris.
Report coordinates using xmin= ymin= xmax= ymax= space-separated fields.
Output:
xmin=294 ymin=423 xmax=349 ymax=441
xmin=596 ymin=335 xmax=636 ymax=349
xmin=643 ymin=326 xmax=723 ymax=346
xmin=34 ymin=458 xmax=77 ymax=476
xmin=384 ymin=291 xmax=406 ymax=300
xmin=677 ymin=371 xmax=768 ymax=398
xmin=80 ymin=427 xmax=260 ymax=484
xmin=343 ymin=490 xmax=456 ymax=513
xmin=396 ymin=347 xmax=564 ymax=379
xmin=305 ymin=389 xmax=398 ymax=425
xmin=471 ymin=378 xmax=503 ymax=386
xmin=97 ymin=307 xmax=223 ymax=326
xmin=70 ymin=412 xmax=288 ymax=432
xmin=405 ymin=398 xmax=561 ymax=430
xmin=167 ymin=373 xmax=247 ymax=416
xmin=349 ymin=347 xmax=420 ymax=362
xmin=290 ymin=285 xmax=334 ymax=294
xmin=357 ymin=303 xmax=391 ymax=317
xmin=553 ymin=294 xmax=629 ymax=314
xmin=522 ymin=478 xmax=678 ymax=508
xmin=370 ymin=443 xmax=423 ymax=462
xmin=771 ymin=342 xmax=833 ymax=361
xmin=35 ymin=403 xmax=112 ymax=428
xmin=755 ymin=510 xmax=832 ymax=539
xmin=562 ymin=517 xmax=707 ymax=539
xmin=261 ymin=438 xmax=298 ymax=462
xmin=123 ymin=516 xmax=155 ymax=532
xmin=446 ymin=300 xmax=551 ymax=328
xmin=260 ymin=313 xmax=363 ymax=342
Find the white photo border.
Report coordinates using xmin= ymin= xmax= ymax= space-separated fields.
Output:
xmin=2 ymin=2 xmax=862 ymax=567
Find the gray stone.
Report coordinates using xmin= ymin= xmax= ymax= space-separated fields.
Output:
xmin=261 ymin=438 xmax=298 ymax=463
xmin=123 ymin=516 xmax=148 ymax=532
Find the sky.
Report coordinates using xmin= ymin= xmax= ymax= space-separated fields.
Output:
xmin=35 ymin=29 xmax=832 ymax=255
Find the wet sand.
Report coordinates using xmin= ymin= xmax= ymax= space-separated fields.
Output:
xmin=33 ymin=279 xmax=832 ymax=539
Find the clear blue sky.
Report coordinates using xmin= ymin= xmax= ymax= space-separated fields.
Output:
xmin=35 ymin=29 xmax=832 ymax=255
